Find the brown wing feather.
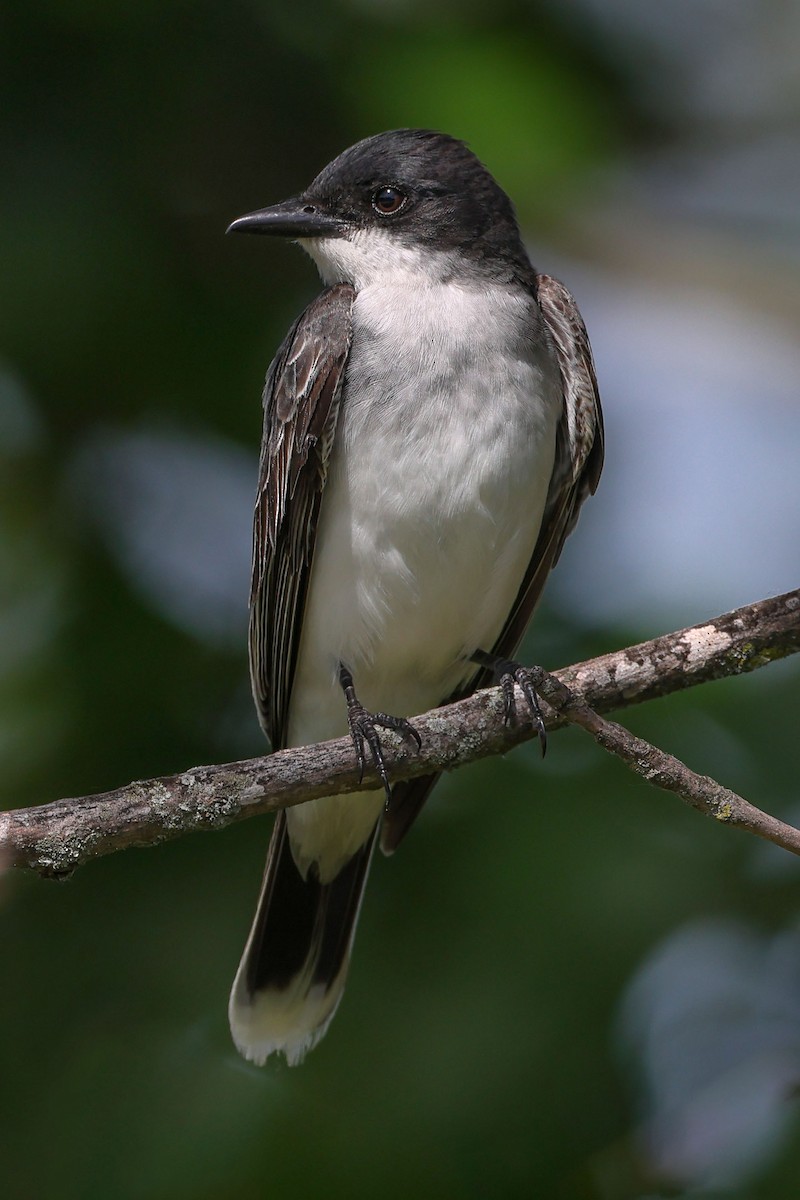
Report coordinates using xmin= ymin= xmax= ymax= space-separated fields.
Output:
xmin=381 ymin=273 xmax=604 ymax=854
xmin=489 ymin=272 xmax=604 ymax=658
xmin=249 ymin=283 xmax=356 ymax=750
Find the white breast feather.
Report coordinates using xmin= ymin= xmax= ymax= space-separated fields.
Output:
xmin=282 ymin=232 xmax=562 ymax=879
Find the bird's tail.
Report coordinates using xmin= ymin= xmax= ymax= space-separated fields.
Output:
xmin=228 ymin=811 xmax=377 ymax=1066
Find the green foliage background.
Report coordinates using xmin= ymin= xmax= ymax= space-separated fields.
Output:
xmin=2 ymin=3 xmax=798 ymax=1198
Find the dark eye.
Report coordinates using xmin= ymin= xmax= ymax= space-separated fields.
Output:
xmin=372 ymin=186 xmax=407 ymax=215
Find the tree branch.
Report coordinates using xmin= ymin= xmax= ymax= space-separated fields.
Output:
xmin=1 ymin=589 xmax=798 ymax=877
xmin=528 ymin=665 xmax=800 ymax=857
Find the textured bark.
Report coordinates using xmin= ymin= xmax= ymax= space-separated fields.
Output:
xmin=1 ymin=589 xmax=798 ymax=877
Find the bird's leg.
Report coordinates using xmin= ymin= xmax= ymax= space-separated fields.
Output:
xmin=470 ymin=649 xmax=548 ymax=757
xmin=338 ymin=664 xmax=422 ymax=801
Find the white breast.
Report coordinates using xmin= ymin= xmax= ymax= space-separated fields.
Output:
xmin=288 ymin=264 xmax=561 ymax=741
xmin=284 ymin=240 xmax=562 ymax=878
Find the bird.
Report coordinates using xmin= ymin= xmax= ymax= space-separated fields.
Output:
xmin=226 ymin=128 xmax=604 ymax=1066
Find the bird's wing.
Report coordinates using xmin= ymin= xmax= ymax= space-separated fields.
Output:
xmin=490 ymin=272 xmax=604 ymax=657
xmin=382 ymin=272 xmax=604 ymax=853
xmin=249 ymin=283 xmax=355 ymax=750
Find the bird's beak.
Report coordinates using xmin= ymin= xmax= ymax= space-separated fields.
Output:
xmin=226 ymin=197 xmax=348 ymax=239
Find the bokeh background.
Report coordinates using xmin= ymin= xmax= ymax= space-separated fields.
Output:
xmin=2 ymin=2 xmax=799 ymax=1197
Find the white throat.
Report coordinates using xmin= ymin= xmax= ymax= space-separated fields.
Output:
xmin=300 ymin=228 xmax=459 ymax=292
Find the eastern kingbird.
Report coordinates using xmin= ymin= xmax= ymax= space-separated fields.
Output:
xmin=227 ymin=129 xmax=604 ymax=1066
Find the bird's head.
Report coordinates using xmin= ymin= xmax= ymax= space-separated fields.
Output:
xmin=227 ymin=129 xmax=531 ymax=289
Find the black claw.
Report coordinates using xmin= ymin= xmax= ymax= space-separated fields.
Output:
xmin=346 ymin=703 xmax=392 ymax=799
xmin=474 ymin=652 xmax=548 ymax=758
xmin=374 ymin=712 xmax=422 ymax=750
xmin=514 ymin=670 xmax=548 ymax=758
xmin=500 ymin=673 xmax=517 ymax=726
xmin=338 ymin=665 xmax=422 ymax=801
xmin=351 ymin=727 xmax=366 ymax=784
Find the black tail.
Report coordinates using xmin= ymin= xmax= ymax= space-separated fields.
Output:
xmin=229 ymin=812 xmax=377 ymax=1065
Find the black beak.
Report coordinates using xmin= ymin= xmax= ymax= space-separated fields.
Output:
xmin=226 ymin=197 xmax=348 ymax=239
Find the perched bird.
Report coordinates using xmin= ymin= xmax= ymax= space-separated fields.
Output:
xmin=227 ymin=129 xmax=604 ymax=1066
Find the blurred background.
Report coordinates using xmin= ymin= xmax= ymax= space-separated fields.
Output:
xmin=2 ymin=1 xmax=799 ymax=1197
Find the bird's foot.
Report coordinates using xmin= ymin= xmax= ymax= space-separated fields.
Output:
xmin=338 ymin=665 xmax=422 ymax=801
xmin=472 ymin=650 xmax=548 ymax=757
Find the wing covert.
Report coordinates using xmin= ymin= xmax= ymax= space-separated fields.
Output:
xmin=490 ymin=271 xmax=604 ymax=658
xmin=249 ymin=283 xmax=356 ymax=749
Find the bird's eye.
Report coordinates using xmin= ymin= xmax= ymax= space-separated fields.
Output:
xmin=371 ymin=186 xmax=407 ymax=215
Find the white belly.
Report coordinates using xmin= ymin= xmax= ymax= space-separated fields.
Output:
xmin=285 ymin=275 xmax=561 ymax=878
